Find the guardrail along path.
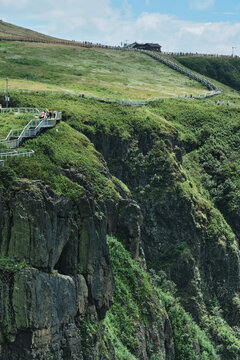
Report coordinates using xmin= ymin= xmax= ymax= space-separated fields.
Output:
xmin=0 ymin=108 xmax=62 ymax=163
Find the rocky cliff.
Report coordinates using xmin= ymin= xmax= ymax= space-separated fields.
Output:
xmin=80 ymin=105 xmax=240 ymax=359
xmin=0 ymin=174 xmax=172 ymax=359
xmin=0 ymin=179 xmax=115 ymax=359
xmin=1 ymin=91 xmax=240 ymax=359
xmin=85 ymin=125 xmax=240 ymax=324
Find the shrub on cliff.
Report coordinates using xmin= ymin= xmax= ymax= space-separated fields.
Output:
xmin=104 ymin=236 xmax=218 ymax=360
xmin=0 ymin=165 xmax=16 ymax=188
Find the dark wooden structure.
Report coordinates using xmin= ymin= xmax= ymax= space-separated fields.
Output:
xmin=126 ymin=42 xmax=162 ymax=52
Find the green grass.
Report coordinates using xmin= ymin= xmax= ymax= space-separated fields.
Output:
xmin=0 ymin=116 xmax=122 ymax=202
xmin=1 ymin=89 xmax=239 ymax=245
xmin=146 ymin=97 xmax=240 ymax=243
xmin=1 ymin=40 xmax=240 ymax=360
xmin=0 ymin=90 xmax=175 ymax=138
xmin=0 ymin=90 xmax=176 ymax=203
xmin=202 ymin=310 xmax=240 ymax=360
xmin=0 ymin=112 xmax=34 ymax=139
xmin=103 ymin=236 xmax=219 ymax=360
xmin=175 ymin=55 xmax=240 ymax=92
xmin=0 ymin=19 xmax=61 ymax=41
xmin=0 ymin=41 xmax=211 ymax=100
xmin=1 ymin=89 xmax=240 ymax=223
xmin=0 ymin=257 xmax=26 ymax=272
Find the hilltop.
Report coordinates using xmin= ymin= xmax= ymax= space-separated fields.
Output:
xmin=0 ymin=19 xmax=61 ymax=42
xmin=0 ymin=41 xmax=214 ymax=100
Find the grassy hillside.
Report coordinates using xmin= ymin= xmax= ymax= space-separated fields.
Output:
xmin=2 ymin=90 xmax=240 ymax=239
xmin=0 ymin=41 xmax=212 ymax=100
xmin=175 ymin=55 xmax=240 ymax=92
xmin=0 ymin=112 xmax=34 ymax=139
xmin=1 ymin=86 xmax=240 ymax=358
xmin=147 ymin=98 xmax=240 ymax=222
xmin=0 ymin=20 xmax=60 ymax=41
xmin=103 ymin=236 xmax=219 ymax=360
xmin=1 ymin=32 xmax=240 ymax=359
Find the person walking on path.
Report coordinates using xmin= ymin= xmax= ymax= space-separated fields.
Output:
xmin=40 ymin=111 xmax=45 ymax=119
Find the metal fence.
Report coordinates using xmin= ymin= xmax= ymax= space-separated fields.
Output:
xmin=0 ymin=149 xmax=34 ymax=159
xmin=0 ymin=36 xmax=236 ymax=58
xmin=0 ymin=107 xmax=45 ymax=114
xmin=0 ymin=111 xmax=62 ymax=149
xmin=0 ymin=109 xmax=61 ymax=163
xmin=139 ymin=50 xmax=220 ymax=95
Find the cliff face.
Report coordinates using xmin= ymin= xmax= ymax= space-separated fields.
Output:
xmin=1 ymin=269 xmax=83 ymax=359
xmin=85 ymin=127 xmax=240 ymax=327
xmin=1 ymin=96 xmax=240 ymax=359
xmin=0 ymin=175 xmax=173 ymax=359
xmin=0 ymin=180 xmax=115 ymax=359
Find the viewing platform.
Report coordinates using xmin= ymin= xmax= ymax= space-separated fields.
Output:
xmin=0 ymin=108 xmax=62 ymax=164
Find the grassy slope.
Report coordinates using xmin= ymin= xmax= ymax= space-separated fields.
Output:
xmin=0 ymin=112 xmax=34 ymax=139
xmin=175 ymin=55 xmax=240 ymax=92
xmin=0 ymin=91 xmax=174 ymax=201
xmin=0 ymin=20 xmax=60 ymax=41
xmin=1 ymin=90 xmax=240 ymax=358
xmin=81 ymin=236 xmax=240 ymax=360
xmin=0 ymin=119 xmax=122 ymax=201
xmin=103 ymin=236 xmax=219 ymax=360
xmin=1 ymin=39 xmax=240 ymax=358
xmin=147 ymin=98 xmax=240 ymax=218
xmin=1 ymin=83 xmax=240 ymax=239
xmin=0 ymin=41 xmax=210 ymax=100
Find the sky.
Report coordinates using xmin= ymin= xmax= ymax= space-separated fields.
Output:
xmin=0 ymin=0 xmax=240 ymax=55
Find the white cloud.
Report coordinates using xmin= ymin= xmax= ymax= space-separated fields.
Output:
xmin=190 ymin=0 xmax=215 ymax=11
xmin=223 ymin=12 xmax=235 ymax=15
xmin=100 ymin=13 xmax=240 ymax=56
xmin=0 ymin=0 xmax=28 ymax=8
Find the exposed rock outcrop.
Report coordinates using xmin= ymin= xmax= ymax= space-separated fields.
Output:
xmin=0 ymin=180 xmax=115 ymax=359
xmin=83 ymin=128 xmax=240 ymax=325
xmin=1 ymin=121 xmax=239 ymax=359
xmin=0 ymin=269 xmax=83 ymax=359
xmin=0 ymin=174 xmax=149 ymax=359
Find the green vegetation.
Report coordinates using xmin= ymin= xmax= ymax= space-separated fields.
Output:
xmin=105 ymin=236 xmax=155 ymax=353
xmin=0 ymin=91 xmax=175 ymax=139
xmin=147 ymin=98 xmax=240 ymax=220
xmin=0 ymin=165 xmax=17 ymax=188
xmin=166 ymin=303 xmax=218 ymax=360
xmin=1 ymin=34 xmax=240 ymax=359
xmin=0 ymin=19 xmax=60 ymax=41
xmin=103 ymin=237 xmax=219 ymax=360
xmin=0 ymin=257 xmax=26 ymax=272
xmin=79 ymin=320 xmax=100 ymax=357
xmin=0 ymin=112 xmax=34 ymax=139
xmin=202 ymin=311 xmax=240 ymax=360
xmin=100 ymin=237 xmax=240 ymax=360
xmin=6 ymin=121 xmax=121 ymax=201
xmin=0 ymin=41 xmax=209 ymax=100
xmin=175 ymin=55 xmax=240 ymax=91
